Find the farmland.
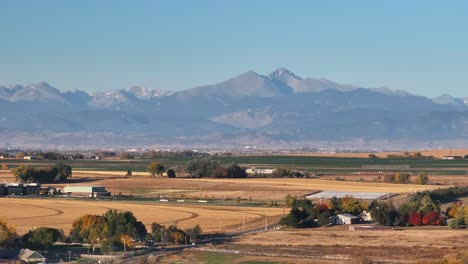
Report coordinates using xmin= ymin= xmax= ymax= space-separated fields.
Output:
xmin=0 ymin=197 xmax=284 ymax=235
xmin=0 ymin=168 xmax=442 ymax=238
xmin=0 ymin=155 xmax=467 ymax=263
xmin=3 ymin=155 xmax=468 ymax=176
xmin=0 ymin=171 xmax=439 ymax=201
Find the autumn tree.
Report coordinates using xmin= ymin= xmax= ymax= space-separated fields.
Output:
xmin=383 ymin=174 xmax=396 ymax=183
xmin=408 ymin=212 xmax=423 ymax=226
xmin=120 ymin=234 xmax=134 ymax=251
xmin=395 ymin=173 xmax=411 ymax=184
xmin=0 ymin=219 xmax=17 ymax=248
xmin=147 ymin=161 xmax=165 ymax=177
xmin=70 ymin=214 xmax=107 ymax=245
xmin=71 ymin=210 xmax=147 ymax=251
xmin=285 ymin=194 xmax=297 ymax=208
xmin=422 ymin=211 xmax=441 ymax=225
xmin=415 ymin=173 xmax=429 ymax=185
xmin=340 ymin=196 xmax=363 ymax=215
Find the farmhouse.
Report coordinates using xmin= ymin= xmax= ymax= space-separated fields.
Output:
xmin=23 ymin=156 xmax=39 ymax=160
xmin=18 ymin=248 xmax=46 ymax=263
xmin=63 ymin=185 xmax=110 ymax=197
xmin=442 ymin=156 xmax=462 ymax=160
xmin=334 ymin=213 xmax=360 ymax=225
xmin=246 ymin=167 xmax=274 ymax=175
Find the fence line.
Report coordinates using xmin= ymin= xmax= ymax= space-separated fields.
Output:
xmin=187 ymin=247 xmax=408 ymax=263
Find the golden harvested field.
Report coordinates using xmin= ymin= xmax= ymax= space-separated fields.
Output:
xmin=1 ymin=171 xmax=439 ymax=201
xmin=46 ymin=173 xmax=439 ymax=201
xmin=0 ymin=198 xmax=283 ymax=235
xmin=230 ymin=226 xmax=468 ymax=263
xmin=318 ymin=174 xmax=468 ymax=186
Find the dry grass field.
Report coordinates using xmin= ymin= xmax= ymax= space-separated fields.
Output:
xmin=1 ymin=170 xmax=440 ymax=202
xmin=318 ymin=173 xmax=468 ymax=186
xmin=0 ymin=198 xmax=284 ymax=235
xmin=228 ymin=226 xmax=468 ymax=263
xmin=47 ymin=174 xmax=439 ymax=201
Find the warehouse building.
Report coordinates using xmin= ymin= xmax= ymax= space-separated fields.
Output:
xmin=63 ymin=185 xmax=110 ymax=197
xmin=0 ymin=183 xmax=42 ymax=196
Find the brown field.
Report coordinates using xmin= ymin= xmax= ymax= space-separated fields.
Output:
xmin=0 ymin=198 xmax=284 ymax=235
xmin=318 ymin=173 xmax=468 ymax=186
xmin=227 ymin=226 xmax=468 ymax=263
xmin=289 ymin=148 xmax=468 ymax=158
xmin=1 ymin=171 xmax=440 ymax=202
xmin=49 ymin=174 xmax=439 ymax=201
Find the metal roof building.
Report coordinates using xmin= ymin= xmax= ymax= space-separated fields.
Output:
xmin=63 ymin=186 xmax=110 ymax=197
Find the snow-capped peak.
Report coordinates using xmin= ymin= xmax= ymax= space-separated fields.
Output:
xmin=125 ymin=86 xmax=172 ymax=99
xmin=269 ymin=68 xmax=302 ymax=82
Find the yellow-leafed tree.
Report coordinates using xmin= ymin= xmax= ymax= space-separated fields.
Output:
xmin=0 ymin=219 xmax=17 ymax=248
xmin=120 ymin=234 xmax=133 ymax=251
xmin=147 ymin=161 xmax=165 ymax=177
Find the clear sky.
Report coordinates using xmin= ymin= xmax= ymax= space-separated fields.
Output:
xmin=1 ymin=0 xmax=467 ymax=97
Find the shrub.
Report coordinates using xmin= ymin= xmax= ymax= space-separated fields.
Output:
xmin=167 ymin=169 xmax=176 ymax=178
xmin=447 ymin=218 xmax=461 ymax=229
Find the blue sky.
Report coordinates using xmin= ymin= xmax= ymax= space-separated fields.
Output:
xmin=1 ymin=0 xmax=467 ymax=97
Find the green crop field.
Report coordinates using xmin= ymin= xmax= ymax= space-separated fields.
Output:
xmin=3 ymin=156 xmax=468 ymax=175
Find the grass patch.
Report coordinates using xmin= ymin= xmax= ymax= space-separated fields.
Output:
xmin=239 ymin=261 xmax=280 ymax=264
xmin=195 ymin=252 xmax=241 ymax=264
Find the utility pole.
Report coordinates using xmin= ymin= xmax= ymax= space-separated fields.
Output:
xmin=68 ymin=251 xmax=71 ymax=262
xmin=242 ymin=214 xmax=245 ymax=231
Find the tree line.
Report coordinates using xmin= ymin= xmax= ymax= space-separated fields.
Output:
xmin=12 ymin=162 xmax=72 ymax=183
xmin=383 ymin=172 xmax=429 ymax=185
xmin=145 ymin=158 xmax=248 ymax=178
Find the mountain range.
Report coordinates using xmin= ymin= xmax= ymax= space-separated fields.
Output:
xmin=1 ymin=68 xmax=468 ymax=150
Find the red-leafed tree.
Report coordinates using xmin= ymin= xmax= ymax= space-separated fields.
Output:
xmin=315 ymin=203 xmax=329 ymax=211
xmin=422 ymin=211 xmax=441 ymax=225
xmin=408 ymin=212 xmax=423 ymax=226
